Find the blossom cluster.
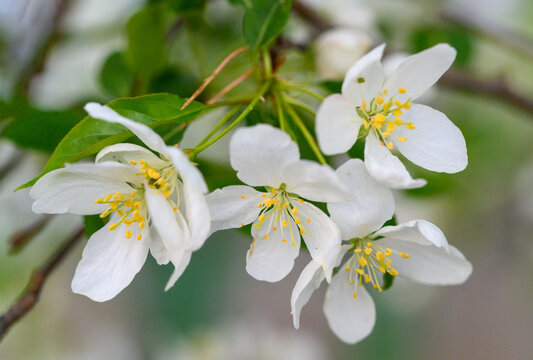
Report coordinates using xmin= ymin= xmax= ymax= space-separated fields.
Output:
xmin=29 ymin=44 xmax=472 ymax=343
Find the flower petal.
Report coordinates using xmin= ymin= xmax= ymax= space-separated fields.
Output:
xmin=165 ymin=251 xmax=192 ymax=291
xmin=145 ymin=186 xmax=188 ymax=269
xmin=166 ymin=146 xmax=208 ymax=194
xmin=96 ymin=143 xmax=166 ymax=168
xmin=364 ymin=131 xmax=427 ymax=189
xmin=30 ymin=162 xmax=139 ymax=215
xmin=376 ymin=219 xmax=448 ymax=247
xmin=383 ymin=44 xmax=456 ymax=102
xmin=376 ymin=238 xmax=472 ymax=285
xmin=84 ymin=102 xmax=169 ymax=156
xmin=341 ymin=44 xmax=385 ymax=106
xmin=230 ymin=124 xmax=299 ymax=187
xmin=182 ymin=181 xmax=211 ymax=251
xmin=394 ymin=104 xmax=467 ymax=173
xmin=316 ymin=94 xmax=362 ymax=155
xmin=298 ymin=201 xmax=342 ymax=282
xmin=206 ymin=185 xmax=264 ymax=233
xmin=290 ymin=260 xmax=324 ymax=329
xmin=71 ymin=216 xmax=149 ymax=302
xmin=323 ymin=260 xmax=376 ymax=344
xmin=328 ymin=158 xmax=395 ymax=239
xmin=246 ymin=211 xmax=301 ymax=282
xmin=282 ymin=160 xmax=352 ymax=203
xmin=149 ymin=227 xmax=170 ymax=265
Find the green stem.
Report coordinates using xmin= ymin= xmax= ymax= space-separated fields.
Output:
xmin=196 ymin=105 xmax=242 ymax=147
xmin=281 ymin=84 xmax=325 ymax=101
xmin=273 ymin=91 xmax=288 ymax=132
xmin=192 ymin=80 xmax=272 ymax=156
xmin=283 ymin=98 xmax=327 ymax=165
xmin=284 ymin=95 xmax=316 ymax=116
xmin=262 ymin=49 xmax=272 ymax=79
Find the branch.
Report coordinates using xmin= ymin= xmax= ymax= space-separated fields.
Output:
xmin=0 ymin=152 xmax=24 ymax=183
xmin=292 ymin=1 xmax=332 ymax=32
xmin=440 ymin=72 xmax=533 ymax=115
xmin=9 ymin=215 xmax=54 ymax=255
xmin=0 ymin=227 xmax=84 ymax=342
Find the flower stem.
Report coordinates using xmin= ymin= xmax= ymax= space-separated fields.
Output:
xmin=281 ymin=84 xmax=325 ymax=101
xmin=191 ymin=80 xmax=272 ymax=156
xmin=196 ymin=105 xmax=242 ymax=147
xmin=283 ymin=98 xmax=327 ymax=165
xmin=262 ymin=49 xmax=273 ymax=79
xmin=283 ymin=95 xmax=316 ymax=116
xmin=273 ymin=91 xmax=288 ymax=132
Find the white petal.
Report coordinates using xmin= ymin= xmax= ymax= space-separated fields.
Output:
xmin=84 ymin=102 xmax=169 ymax=156
xmin=282 ymin=160 xmax=352 ymax=203
xmin=298 ymin=201 xmax=342 ymax=282
xmin=383 ymin=44 xmax=456 ymax=102
xmin=328 ymin=158 xmax=395 ymax=239
xmin=376 ymin=238 xmax=472 ymax=285
xmin=31 ymin=162 xmax=139 ymax=215
xmin=230 ymin=124 xmax=299 ymax=187
xmin=376 ymin=219 xmax=448 ymax=247
xmin=165 ymin=251 xmax=192 ymax=291
xmin=364 ymin=131 xmax=427 ymax=189
xmin=290 ymin=261 xmax=325 ymax=329
xmin=246 ymin=210 xmax=301 ymax=282
xmin=394 ymin=104 xmax=467 ymax=173
xmin=96 ymin=143 xmax=166 ymax=168
xmin=341 ymin=44 xmax=385 ymax=106
xmin=149 ymin=227 xmax=170 ymax=265
xmin=71 ymin=216 xmax=149 ymax=302
xmin=166 ymin=146 xmax=208 ymax=194
xmin=182 ymin=181 xmax=211 ymax=251
xmin=206 ymin=185 xmax=264 ymax=233
xmin=316 ymin=94 xmax=362 ymax=155
xmin=323 ymin=260 xmax=376 ymax=344
xmin=145 ymin=186 xmax=188 ymax=269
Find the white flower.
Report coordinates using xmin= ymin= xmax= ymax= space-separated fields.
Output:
xmin=315 ymin=28 xmax=371 ymax=81
xmin=30 ymin=103 xmax=210 ymax=301
xmin=206 ymin=124 xmax=350 ymax=283
xmin=316 ymin=44 xmax=468 ymax=189
xmin=291 ymin=159 xmax=472 ymax=343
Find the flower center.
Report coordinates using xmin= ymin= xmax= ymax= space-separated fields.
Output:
xmin=344 ymin=238 xmax=409 ymax=299
xmin=242 ymin=187 xmax=311 ymax=247
xmin=356 ymin=87 xmax=415 ymax=150
xmin=94 ymin=188 xmax=146 ymax=240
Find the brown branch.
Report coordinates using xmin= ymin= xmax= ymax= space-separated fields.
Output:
xmin=181 ymin=46 xmax=249 ymax=110
xmin=440 ymin=72 xmax=533 ymax=115
xmin=206 ymin=68 xmax=255 ymax=104
xmin=292 ymin=1 xmax=332 ymax=32
xmin=0 ymin=227 xmax=84 ymax=342
xmin=9 ymin=215 xmax=54 ymax=255
xmin=0 ymin=152 xmax=24 ymax=183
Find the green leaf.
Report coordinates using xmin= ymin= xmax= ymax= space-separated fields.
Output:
xmin=169 ymin=0 xmax=206 ymax=12
xmin=242 ymin=0 xmax=292 ymax=49
xmin=84 ymin=215 xmax=107 ymax=238
xmin=0 ymin=106 xmax=81 ymax=152
xmin=18 ymin=93 xmax=205 ymax=190
xmin=382 ymin=272 xmax=395 ymax=291
xmin=125 ymin=5 xmax=169 ymax=78
xmin=100 ymin=52 xmax=135 ymax=97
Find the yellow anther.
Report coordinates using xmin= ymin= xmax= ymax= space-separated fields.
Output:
xmin=345 ymin=266 xmax=351 ymax=271
xmin=354 ymin=249 xmax=362 ymax=253
xmin=99 ymin=211 xmax=110 ymax=219
xmin=129 ymin=160 xmax=137 ymax=165
xmin=393 ymin=109 xmax=403 ymax=117
xmin=376 ymin=251 xmax=385 ymax=262
xmin=118 ymin=210 xmax=125 ymax=217
xmin=406 ymin=122 xmax=415 ymax=130
xmin=363 ymin=120 xmax=369 ymax=129
xmin=372 ymin=284 xmax=377 ymax=289
xmin=130 ymin=191 xmax=136 ymax=197
xmin=139 ymin=221 xmax=146 ymax=229
xmin=375 ymin=113 xmax=386 ymax=122
xmin=271 ymin=189 xmax=277 ymax=194
xmin=283 ymin=203 xmax=289 ymax=208
xmin=376 ymin=96 xmax=384 ymax=105
xmin=137 ymin=234 xmax=142 ymax=241
xmin=364 ymin=274 xmax=371 ymax=283
xmin=262 ymin=193 xmax=266 ymax=198
xmin=398 ymin=137 xmax=407 ymax=142
xmin=282 ymin=238 xmax=287 ymax=242
xmin=398 ymin=87 xmax=406 ymax=94
xmin=401 ymin=252 xmax=410 ymax=258
xmin=108 ymin=223 xmax=118 ymax=231
xmin=113 ymin=191 xmax=121 ymax=199
xmin=386 ymin=259 xmax=392 ymax=267
xmin=349 ymin=280 xmax=354 ymax=284
xmin=364 ymin=248 xmax=372 ymax=255
xmin=240 ymin=222 xmax=244 ymax=227
xmin=94 ymin=198 xmax=103 ymax=204
xmin=366 ymin=242 xmax=373 ymax=247
xmin=264 ymin=235 xmax=269 ymax=240
xmin=295 ymin=218 xmax=301 ymax=224
xmin=356 ymin=268 xmax=364 ymax=275
xmin=389 ymin=268 xmax=399 ymax=276
xmin=382 ymin=132 xmax=390 ymax=137
xmin=273 ymin=226 xmax=278 ymax=231
xmin=404 ymin=102 xmax=411 ymax=110
xmin=394 ymin=118 xmax=403 ymax=125
xmin=163 ymin=190 xmax=171 ymax=198
xmin=353 ymin=292 xmax=358 ymax=299
xmin=383 ymin=89 xmax=389 ymax=94
xmin=104 ymin=194 xmax=112 ymax=202
xmin=291 ymin=207 xmax=298 ymax=215
xmin=358 ymin=257 xmax=367 ymax=266
xmin=306 ymin=218 xmax=310 ymax=223
xmin=258 ymin=214 xmax=265 ymax=221
xmin=387 ymin=142 xmax=394 ymax=150
xmin=361 ymin=101 xmax=367 ymax=109
xmin=258 ymin=203 xmax=263 ymax=208
xmin=125 ymin=231 xmax=132 ymax=239
xmin=282 ymin=220 xmax=288 ymax=227
xmin=173 ymin=206 xmax=178 ymax=211
xmin=298 ymin=199 xmax=304 ymax=203
xmin=387 ymin=123 xmax=395 ymax=131
xmin=377 ymin=266 xmax=386 ymax=273
xmin=394 ymin=100 xmax=403 ymax=107
xmin=276 ymin=205 xmax=281 ymax=210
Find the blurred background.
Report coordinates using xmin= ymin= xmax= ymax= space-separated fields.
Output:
xmin=0 ymin=0 xmax=532 ymax=359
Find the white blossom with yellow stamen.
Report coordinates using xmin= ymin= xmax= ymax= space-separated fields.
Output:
xmin=30 ymin=103 xmax=210 ymax=302
xmin=291 ymin=159 xmax=472 ymax=344
xmin=206 ymin=124 xmax=351 ymax=283
xmin=315 ymin=43 xmax=467 ymax=189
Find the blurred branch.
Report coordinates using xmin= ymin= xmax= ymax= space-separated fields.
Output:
xmin=9 ymin=215 xmax=54 ymax=255
xmin=292 ymin=1 xmax=332 ymax=32
xmin=441 ymin=72 xmax=533 ymax=116
xmin=440 ymin=8 xmax=533 ymax=60
xmin=0 ymin=227 xmax=84 ymax=342
xmin=0 ymin=152 xmax=24 ymax=183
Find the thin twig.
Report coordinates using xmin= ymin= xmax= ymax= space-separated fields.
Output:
xmin=292 ymin=1 xmax=332 ymax=32
xmin=0 ymin=152 xmax=24 ymax=183
xmin=181 ymin=46 xmax=249 ymax=110
xmin=440 ymin=72 xmax=533 ymax=115
xmin=0 ymin=227 xmax=84 ymax=342
xmin=9 ymin=215 xmax=54 ymax=255
xmin=206 ymin=68 xmax=255 ymax=104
